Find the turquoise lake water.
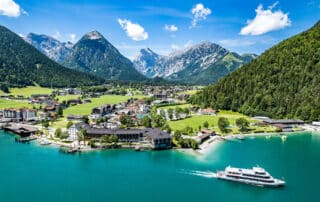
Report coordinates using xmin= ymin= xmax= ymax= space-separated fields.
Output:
xmin=0 ymin=131 xmax=319 ymax=202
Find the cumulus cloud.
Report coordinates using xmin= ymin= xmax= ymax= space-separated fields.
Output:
xmin=69 ymin=33 xmax=77 ymax=43
xmin=219 ymin=39 xmax=256 ymax=47
xmin=118 ymin=18 xmax=148 ymax=41
xmin=240 ymin=2 xmax=291 ymax=35
xmin=0 ymin=0 xmax=26 ymax=17
xmin=164 ymin=24 xmax=178 ymax=32
xmin=190 ymin=3 xmax=212 ymax=28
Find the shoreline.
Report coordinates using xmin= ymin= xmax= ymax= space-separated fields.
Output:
xmin=2 ymin=129 xmax=316 ymax=155
xmin=179 ymin=130 xmax=315 ymax=157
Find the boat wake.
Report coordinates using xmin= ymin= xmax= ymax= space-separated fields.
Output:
xmin=181 ymin=170 xmax=217 ymax=179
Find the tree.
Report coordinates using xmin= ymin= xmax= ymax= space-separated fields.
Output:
xmin=41 ymin=118 xmax=49 ymax=128
xmin=100 ymin=135 xmax=108 ymax=146
xmin=218 ymin=117 xmax=230 ymax=133
xmin=142 ymin=116 xmax=152 ymax=128
xmin=109 ymin=135 xmax=118 ymax=143
xmin=152 ymin=114 xmax=166 ymax=128
xmin=120 ymin=115 xmax=132 ymax=126
xmin=203 ymin=121 xmax=209 ymax=128
xmin=57 ymin=106 xmax=63 ymax=117
xmin=54 ymin=128 xmax=62 ymax=138
xmin=82 ymin=115 xmax=89 ymax=124
xmin=173 ymin=130 xmax=182 ymax=141
xmin=183 ymin=108 xmax=190 ymax=115
xmin=162 ymin=124 xmax=172 ymax=134
xmin=80 ymin=128 xmax=87 ymax=146
xmin=88 ymin=139 xmax=96 ymax=148
xmin=66 ymin=121 xmax=73 ymax=129
xmin=236 ymin=118 xmax=250 ymax=132
xmin=167 ymin=108 xmax=174 ymax=120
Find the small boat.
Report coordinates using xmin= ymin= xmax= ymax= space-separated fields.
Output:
xmin=39 ymin=139 xmax=51 ymax=145
xmin=281 ymin=135 xmax=287 ymax=142
xmin=216 ymin=166 xmax=285 ymax=187
xmin=236 ymin=135 xmax=245 ymax=140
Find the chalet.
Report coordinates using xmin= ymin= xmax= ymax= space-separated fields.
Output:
xmin=91 ymin=104 xmax=115 ymax=118
xmin=67 ymin=114 xmax=83 ymax=121
xmin=200 ymin=108 xmax=216 ymax=116
xmin=67 ymin=99 xmax=82 ymax=106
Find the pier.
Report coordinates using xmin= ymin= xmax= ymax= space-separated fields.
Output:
xmin=3 ymin=124 xmax=38 ymax=137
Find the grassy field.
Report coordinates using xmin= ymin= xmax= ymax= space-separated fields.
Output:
xmin=56 ymin=95 xmax=81 ymax=102
xmin=168 ymin=110 xmax=274 ymax=134
xmin=0 ymin=86 xmax=53 ymax=97
xmin=158 ymin=104 xmax=192 ymax=110
xmin=178 ymin=90 xmax=200 ymax=95
xmin=64 ymin=95 xmax=146 ymax=115
xmin=0 ymin=99 xmax=34 ymax=109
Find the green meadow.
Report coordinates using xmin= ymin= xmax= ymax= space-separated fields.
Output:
xmin=0 ymin=86 xmax=53 ymax=97
xmin=63 ymin=95 xmax=146 ymax=115
xmin=168 ymin=110 xmax=275 ymax=134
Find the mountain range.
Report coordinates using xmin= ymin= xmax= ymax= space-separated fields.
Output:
xmin=26 ymin=32 xmax=256 ymax=85
xmin=0 ymin=25 xmax=104 ymax=89
xmin=133 ymin=42 xmax=257 ymax=85
xmin=25 ymin=33 xmax=73 ymax=63
xmin=190 ymin=21 xmax=320 ymax=121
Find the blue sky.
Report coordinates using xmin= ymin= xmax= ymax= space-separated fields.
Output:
xmin=0 ymin=0 xmax=319 ymax=59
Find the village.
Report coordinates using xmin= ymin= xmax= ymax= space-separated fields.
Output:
xmin=0 ymin=84 xmax=312 ymax=153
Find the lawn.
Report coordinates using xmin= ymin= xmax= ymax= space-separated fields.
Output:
xmin=56 ymin=95 xmax=81 ymax=102
xmin=64 ymin=94 xmax=146 ymax=115
xmin=0 ymin=98 xmax=34 ymax=109
xmin=158 ymin=104 xmax=192 ymax=110
xmin=178 ymin=90 xmax=200 ymax=95
xmin=168 ymin=110 xmax=268 ymax=134
xmin=0 ymin=86 xmax=53 ymax=97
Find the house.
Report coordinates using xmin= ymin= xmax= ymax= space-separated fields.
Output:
xmin=67 ymin=114 xmax=83 ymax=121
xmin=91 ymin=104 xmax=115 ymax=118
xmin=200 ymin=108 xmax=216 ymax=116
xmin=68 ymin=123 xmax=172 ymax=149
xmin=273 ymin=124 xmax=294 ymax=132
xmin=3 ymin=108 xmax=37 ymax=122
xmin=263 ymin=119 xmax=304 ymax=126
xmin=67 ymin=99 xmax=82 ymax=106
xmin=195 ymin=129 xmax=215 ymax=144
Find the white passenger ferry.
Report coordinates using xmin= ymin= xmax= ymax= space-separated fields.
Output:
xmin=216 ymin=166 xmax=285 ymax=187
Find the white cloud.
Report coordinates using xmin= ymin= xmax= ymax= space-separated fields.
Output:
xmin=0 ymin=0 xmax=26 ymax=17
xmin=240 ymin=2 xmax=291 ymax=36
xmin=164 ymin=24 xmax=178 ymax=32
xmin=68 ymin=33 xmax=77 ymax=43
xmin=190 ymin=3 xmax=212 ymax=28
xmin=219 ymin=39 xmax=256 ymax=47
xmin=52 ymin=31 xmax=61 ymax=40
xmin=118 ymin=18 xmax=148 ymax=41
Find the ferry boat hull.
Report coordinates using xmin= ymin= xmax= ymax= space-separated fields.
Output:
xmin=216 ymin=172 xmax=285 ymax=187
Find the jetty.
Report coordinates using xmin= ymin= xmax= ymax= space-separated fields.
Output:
xmin=3 ymin=124 xmax=38 ymax=137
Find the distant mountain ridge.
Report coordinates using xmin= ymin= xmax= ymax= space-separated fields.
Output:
xmin=62 ymin=31 xmax=146 ymax=81
xmin=133 ymin=42 xmax=257 ymax=85
xmin=0 ymin=25 xmax=104 ymax=88
xmin=25 ymin=33 xmax=73 ymax=63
